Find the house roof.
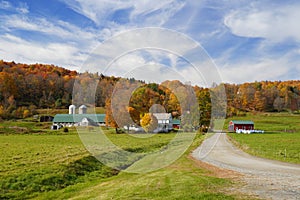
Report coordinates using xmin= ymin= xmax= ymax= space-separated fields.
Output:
xmin=172 ymin=119 xmax=181 ymax=125
xmin=152 ymin=113 xmax=172 ymax=120
xmin=53 ymin=114 xmax=105 ymax=123
xmin=230 ymin=120 xmax=254 ymax=125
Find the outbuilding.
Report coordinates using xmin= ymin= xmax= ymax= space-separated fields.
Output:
xmin=172 ymin=119 xmax=181 ymax=129
xmin=152 ymin=113 xmax=173 ymax=132
xmin=228 ymin=120 xmax=254 ymax=132
xmin=40 ymin=115 xmax=54 ymax=122
xmin=53 ymin=114 xmax=106 ymax=127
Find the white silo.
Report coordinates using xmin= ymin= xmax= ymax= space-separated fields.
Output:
xmin=69 ymin=105 xmax=76 ymax=114
xmin=78 ymin=105 xmax=87 ymax=114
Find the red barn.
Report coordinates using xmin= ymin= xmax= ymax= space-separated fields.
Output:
xmin=228 ymin=120 xmax=254 ymax=132
xmin=172 ymin=119 xmax=181 ymax=129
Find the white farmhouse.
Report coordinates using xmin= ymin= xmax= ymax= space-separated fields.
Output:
xmin=152 ymin=113 xmax=173 ymax=132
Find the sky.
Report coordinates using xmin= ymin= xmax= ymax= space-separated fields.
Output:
xmin=1 ymin=0 xmax=300 ymax=85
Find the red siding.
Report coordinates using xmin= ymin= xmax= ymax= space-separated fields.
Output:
xmin=228 ymin=121 xmax=254 ymax=132
xmin=234 ymin=124 xmax=254 ymax=130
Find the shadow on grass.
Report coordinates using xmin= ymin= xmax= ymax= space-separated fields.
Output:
xmin=0 ymin=156 xmax=119 ymax=199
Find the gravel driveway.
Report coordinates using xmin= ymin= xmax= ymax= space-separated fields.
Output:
xmin=192 ymin=133 xmax=300 ymax=200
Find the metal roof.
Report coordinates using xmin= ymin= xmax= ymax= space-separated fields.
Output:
xmin=53 ymin=114 xmax=105 ymax=123
xmin=152 ymin=113 xmax=172 ymax=120
xmin=172 ymin=119 xmax=181 ymax=125
xmin=230 ymin=120 xmax=254 ymax=125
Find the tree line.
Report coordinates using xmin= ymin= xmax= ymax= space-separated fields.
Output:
xmin=224 ymin=81 xmax=300 ymax=116
xmin=1 ymin=60 xmax=300 ymax=129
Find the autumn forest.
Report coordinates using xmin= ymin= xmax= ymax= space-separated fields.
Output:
xmin=1 ymin=60 xmax=300 ymax=128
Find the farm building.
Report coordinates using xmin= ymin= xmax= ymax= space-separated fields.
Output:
xmin=78 ymin=105 xmax=87 ymax=114
xmin=152 ymin=113 xmax=173 ymax=132
xmin=53 ymin=114 xmax=106 ymax=127
xmin=228 ymin=120 xmax=254 ymax=132
xmin=172 ymin=119 xmax=181 ymax=129
xmin=40 ymin=115 xmax=54 ymax=122
xmin=69 ymin=104 xmax=76 ymax=114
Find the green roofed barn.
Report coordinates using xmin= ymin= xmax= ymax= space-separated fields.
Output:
xmin=228 ymin=120 xmax=254 ymax=132
xmin=53 ymin=114 xmax=106 ymax=127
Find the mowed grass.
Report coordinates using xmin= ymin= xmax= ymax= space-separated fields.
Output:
xmin=38 ymin=133 xmax=241 ymax=200
xmin=0 ymin=121 xmax=247 ymax=200
xmin=228 ymin=132 xmax=300 ymax=164
xmin=0 ymin=128 xmax=114 ymax=199
xmin=226 ymin=112 xmax=300 ymax=164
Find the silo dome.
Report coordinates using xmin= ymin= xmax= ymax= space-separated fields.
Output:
xmin=78 ymin=105 xmax=87 ymax=114
xmin=69 ymin=105 xmax=76 ymax=114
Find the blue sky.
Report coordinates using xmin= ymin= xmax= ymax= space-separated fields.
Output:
xmin=1 ymin=0 xmax=300 ymax=84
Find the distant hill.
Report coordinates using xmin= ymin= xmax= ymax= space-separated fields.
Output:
xmin=1 ymin=60 xmax=300 ymax=125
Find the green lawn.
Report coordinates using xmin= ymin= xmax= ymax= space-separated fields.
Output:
xmin=226 ymin=112 xmax=300 ymax=164
xmin=0 ymin=121 xmax=248 ymax=200
xmin=228 ymin=132 xmax=300 ymax=164
xmin=2 ymin=112 xmax=299 ymax=199
xmin=37 ymin=133 xmax=238 ymax=200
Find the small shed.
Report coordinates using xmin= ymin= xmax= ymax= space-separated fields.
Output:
xmin=40 ymin=115 xmax=54 ymax=122
xmin=228 ymin=120 xmax=254 ymax=132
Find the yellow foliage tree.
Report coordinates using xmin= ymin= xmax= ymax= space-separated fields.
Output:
xmin=23 ymin=109 xmax=30 ymax=118
xmin=140 ymin=113 xmax=158 ymax=133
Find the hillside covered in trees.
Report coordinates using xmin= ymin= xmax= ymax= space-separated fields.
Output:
xmin=1 ymin=60 xmax=300 ymax=128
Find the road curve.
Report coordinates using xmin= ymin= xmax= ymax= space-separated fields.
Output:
xmin=193 ymin=133 xmax=300 ymax=200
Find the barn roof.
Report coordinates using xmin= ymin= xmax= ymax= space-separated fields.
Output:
xmin=53 ymin=114 xmax=105 ymax=123
xmin=230 ymin=120 xmax=254 ymax=125
xmin=172 ymin=119 xmax=181 ymax=125
xmin=152 ymin=113 xmax=172 ymax=120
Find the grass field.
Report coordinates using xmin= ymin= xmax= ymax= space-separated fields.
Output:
xmin=0 ymin=121 xmax=247 ymax=199
xmin=226 ymin=112 xmax=300 ymax=164
xmin=228 ymin=132 xmax=300 ymax=164
xmin=1 ymin=112 xmax=299 ymax=199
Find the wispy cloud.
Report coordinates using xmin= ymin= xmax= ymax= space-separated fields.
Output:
xmin=63 ymin=0 xmax=185 ymax=27
xmin=217 ymin=47 xmax=300 ymax=84
xmin=1 ymin=15 xmax=98 ymax=42
xmin=0 ymin=34 xmax=85 ymax=69
xmin=16 ymin=2 xmax=29 ymax=14
xmin=0 ymin=0 xmax=29 ymax=14
xmin=224 ymin=3 xmax=300 ymax=42
xmin=0 ymin=0 xmax=10 ymax=10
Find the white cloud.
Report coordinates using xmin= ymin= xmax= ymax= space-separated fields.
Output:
xmin=0 ymin=0 xmax=10 ymax=10
xmin=2 ymin=0 xmax=299 ymax=85
xmin=219 ymin=58 xmax=292 ymax=84
xmin=0 ymin=1 xmax=29 ymax=14
xmin=16 ymin=2 xmax=29 ymax=14
xmin=88 ymin=49 xmax=219 ymax=87
xmin=224 ymin=4 xmax=300 ymax=42
xmin=129 ymin=0 xmax=185 ymax=26
xmin=215 ymin=2 xmax=300 ymax=83
xmin=1 ymin=15 xmax=98 ymax=42
xmin=63 ymin=0 xmax=185 ymax=27
xmin=0 ymin=34 xmax=85 ymax=69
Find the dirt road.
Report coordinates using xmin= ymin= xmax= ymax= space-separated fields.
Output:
xmin=193 ymin=133 xmax=300 ymax=200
